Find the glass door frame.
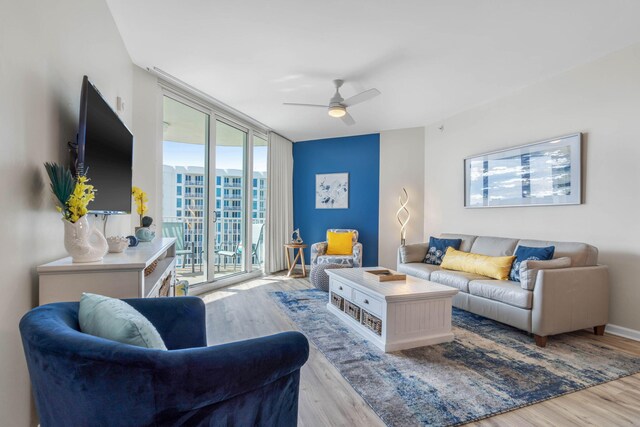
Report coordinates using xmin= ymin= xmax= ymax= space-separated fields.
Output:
xmin=159 ymin=83 xmax=267 ymax=291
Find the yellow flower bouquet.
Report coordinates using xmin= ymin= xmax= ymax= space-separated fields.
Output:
xmin=44 ymin=163 xmax=96 ymax=223
xmin=44 ymin=162 xmax=108 ymax=262
xmin=132 ymin=186 xmax=148 ymax=227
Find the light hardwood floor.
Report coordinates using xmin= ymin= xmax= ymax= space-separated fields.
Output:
xmin=201 ymin=273 xmax=640 ymax=427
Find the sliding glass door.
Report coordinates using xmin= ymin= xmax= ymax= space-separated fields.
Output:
xmin=162 ymin=95 xmax=210 ymax=286
xmin=212 ymin=120 xmax=248 ymax=279
xmin=162 ymin=91 xmax=267 ymax=287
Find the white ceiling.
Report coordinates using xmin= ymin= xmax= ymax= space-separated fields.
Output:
xmin=107 ymin=0 xmax=640 ymax=142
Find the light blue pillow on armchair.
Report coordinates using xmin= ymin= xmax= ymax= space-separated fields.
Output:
xmin=79 ymin=293 xmax=167 ymax=350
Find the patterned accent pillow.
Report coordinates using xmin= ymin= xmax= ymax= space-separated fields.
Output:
xmin=509 ymin=245 xmax=555 ymax=282
xmin=424 ymin=237 xmax=462 ymax=265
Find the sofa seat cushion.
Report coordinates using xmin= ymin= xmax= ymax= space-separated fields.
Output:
xmin=468 ymin=280 xmax=533 ymax=309
xmin=397 ymin=262 xmax=440 ymax=280
xmin=430 ymin=270 xmax=489 ymax=293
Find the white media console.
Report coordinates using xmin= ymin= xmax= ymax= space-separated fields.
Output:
xmin=38 ymin=238 xmax=177 ymax=305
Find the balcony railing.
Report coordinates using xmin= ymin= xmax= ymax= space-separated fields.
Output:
xmin=162 ymin=216 xmax=265 ymax=277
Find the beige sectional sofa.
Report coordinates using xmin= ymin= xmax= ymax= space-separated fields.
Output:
xmin=397 ymin=234 xmax=609 ymax=347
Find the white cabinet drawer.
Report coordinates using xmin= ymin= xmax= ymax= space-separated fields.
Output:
xmin=354 ymin=290 xmax=383 ymax=317
xmin=331 ymin=278 xmax=353 ymax=299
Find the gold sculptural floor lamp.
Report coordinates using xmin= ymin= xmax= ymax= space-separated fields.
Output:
xmin=396 ymin=188 xmax=410 ymax=246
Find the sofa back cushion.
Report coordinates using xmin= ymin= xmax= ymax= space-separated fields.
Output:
xmin=399 ymin=243 xmax=429 ymax=264
xmin=440 ymin=233 xmax=477 ymax=252
xmin=516 ymin=239 xmax=598 ymax=266
xmin=470 ymin=236 xmax=519 ymax=257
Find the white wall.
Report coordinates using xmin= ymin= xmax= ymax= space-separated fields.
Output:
xmin=424 ymin=43 xmax=640 ymax=331
xmin=0 ymin=1 xmax=133 ymax=425
xmin=379 ymin=127 xmax=425 ymax=268
xmin=132 ymin=66 xmax=162 ymax=229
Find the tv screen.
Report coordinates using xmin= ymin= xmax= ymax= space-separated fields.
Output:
xmin=77 ymin=76 xmax=133 ymax=214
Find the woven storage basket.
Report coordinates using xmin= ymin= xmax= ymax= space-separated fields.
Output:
xmin=330 ymin=292 xmax=345 ymax=311
xmin=361 ymin=310 xmax=383 ymax=336
xmin=144 ymin=260 xmax=159 ymax=277
xmin=344 ymin=300 xmax=361 ymax=322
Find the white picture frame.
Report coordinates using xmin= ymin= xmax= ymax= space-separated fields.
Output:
xmin=316 ymin=173 xmax=349 ymax=209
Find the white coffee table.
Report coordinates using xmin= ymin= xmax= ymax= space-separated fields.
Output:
xmin=326 ymin=268 xmax=459 ymax=352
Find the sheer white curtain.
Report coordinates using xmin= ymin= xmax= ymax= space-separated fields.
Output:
xmin=265 ymin=132 xmax=294 ymax=273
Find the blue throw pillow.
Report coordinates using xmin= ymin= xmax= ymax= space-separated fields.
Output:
xmin=424 ymin=237 xmax=462 ymax=265
xmin=79 ymin=293 xmax=167 ymax=350
xmin=509 ymin=245 xmax=555 ymax=282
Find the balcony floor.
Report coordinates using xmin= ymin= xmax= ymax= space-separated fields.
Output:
xmin=175 ymin=264 xmax=264 ymax=286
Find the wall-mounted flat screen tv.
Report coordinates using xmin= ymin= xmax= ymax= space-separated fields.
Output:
xmin=77 ymin=76 xmax=133 ymax=214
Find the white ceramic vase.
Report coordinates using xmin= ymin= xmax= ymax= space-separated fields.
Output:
xmin=63 ymin=216 xmax=109 ymax=263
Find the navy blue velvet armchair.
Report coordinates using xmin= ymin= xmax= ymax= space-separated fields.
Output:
xmin=20 ymin=297 xmax=309 ymax=427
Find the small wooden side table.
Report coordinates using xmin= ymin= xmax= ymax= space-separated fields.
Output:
xmin=284 ymin=243 xmax=308 ymax=278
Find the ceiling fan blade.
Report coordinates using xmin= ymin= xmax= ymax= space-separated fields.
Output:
xmin=283 ymin=102 xmax=328 ymax=108
xmin=341 ymin=112 xmax=356 ymax=126
xmin=342 ymin=88 xmax=381 ymax=107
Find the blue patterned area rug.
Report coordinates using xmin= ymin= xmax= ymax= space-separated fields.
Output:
xmin=271 ymin=289 xmax=640 ymax=426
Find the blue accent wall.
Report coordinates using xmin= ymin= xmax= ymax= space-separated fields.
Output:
xmin=293 ymin=133 xmax=380 ymax=266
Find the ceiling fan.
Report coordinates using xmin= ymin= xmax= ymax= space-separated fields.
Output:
xmin=283 ymin=79 xmax=380 ymax=126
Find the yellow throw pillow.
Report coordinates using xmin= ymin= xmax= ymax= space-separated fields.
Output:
xmin=440 ymin=247 xmax=515 ymax=281
xmin=326 ymin=231 xmax=354 ymax=255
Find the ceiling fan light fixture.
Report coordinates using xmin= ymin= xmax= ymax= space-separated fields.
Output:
xmin=328 ymin=105 xmax=346 ymax=118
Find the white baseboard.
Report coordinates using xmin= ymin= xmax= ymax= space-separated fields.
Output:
xmin=605 ymin=324 xmax=640 ymax=342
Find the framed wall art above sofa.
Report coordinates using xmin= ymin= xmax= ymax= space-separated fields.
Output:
xmin=464 ymin=133 xmax=582 ymax=208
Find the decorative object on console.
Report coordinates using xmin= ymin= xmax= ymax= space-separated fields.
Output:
xmin=316 ymin=172 xmax=349 ymax=209
xmin=132 ymin=186 xmax=155 ymax=242
xmin=509 ymin=245 xmax=555 ymax=282
xmin=290 ymin=228 xmax=303 ymax=244
xmin=396 ymin=187 xmax=410 ymax=246
xmin=464 ymin=133 xmax=582 ymax=208
xmin=107 ymin=236 xmax=129 ymax=253
xmin=44 ymin=162 xmax=108 ymax=263
xmin=135 ymin=227 xmax=156 ymax=242
xmin=135 ymin=216 xmax=156 ymax=242
xmin=423 ymin=236 xmax=462 ymax=265
xmin=131 ymin=186 xmax=149 ymax=226
xmin=141 ymin=215 xmax=153 ymax=227
xmin=126 ymin=235 xmax=139 ymax=247
xmin=62 ymin=216 xmax=109 ymax=263
xmin=440 ymin=247 xmax=515 ymax=281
